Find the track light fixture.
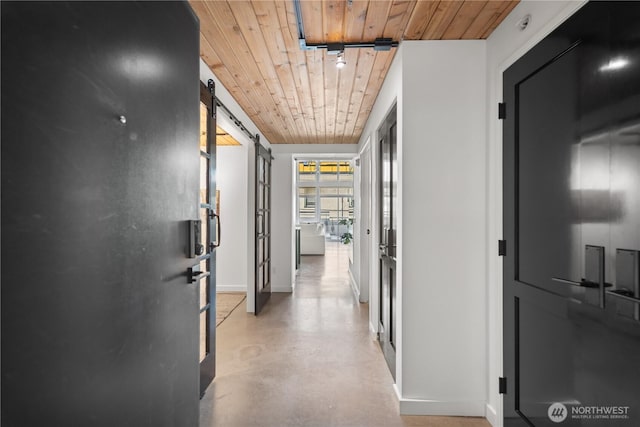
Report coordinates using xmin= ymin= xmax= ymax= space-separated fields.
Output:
xmin=293 ymin=0 xmax=398 ymax=52
xmin=336 ymin=51 xmax=346 ymax=69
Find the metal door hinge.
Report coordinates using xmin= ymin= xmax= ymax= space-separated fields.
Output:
xmin=498 ymin=240 xmax=507 ymax=257
xmin=498 ymin=103 xmax=506 ymax=120
xmin=499 ymin=377 xmax=507 ymax=394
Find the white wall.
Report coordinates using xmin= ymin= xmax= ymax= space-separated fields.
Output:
xmin=483 ymin=2 xmax=586 ymax=425
xmin=357 ymin=41 xmax=488 ymax=416
xmin=215 ymin=145 xmax=249 ymax=292
xmin=402 ymin=41 xmax=487 ymax=415
xmin=270 ymin=145 xmax=359 ymax=293
xmin=269 ymin=152 xmax=294 ymax=292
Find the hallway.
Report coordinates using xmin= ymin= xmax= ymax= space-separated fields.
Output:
xmin=200 ymin=242 xmax=489 ymax=427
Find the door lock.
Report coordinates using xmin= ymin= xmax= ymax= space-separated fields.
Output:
xmin=195 ymin=243 xmax=204 ymax=256
xmin=188 ymin=219 xmax=203 ymax=258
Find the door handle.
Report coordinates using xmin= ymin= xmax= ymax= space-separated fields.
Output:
xmin=551 ymin=246 xmax=610 ymax=308
xmin=551 ymin=277 xmax=601 ymax=288
xmin=552 ymin=277 xmax=613 ymax=290
xmin=607 ymin=249 xmax=640 ymax=320
xmin=187 ymin=267 xmax=209 ymax=284
xmin=606 ymin=289 xmax=640 ymax=304
xmin=585 ymin=245 xmax=606 ymax=308
xmin=210 ymin=211 xmax=221 ymax=249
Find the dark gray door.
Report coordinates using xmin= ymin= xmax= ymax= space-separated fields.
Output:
xmin=503 ymin=2 xmax=640 ymax=426
xmin=378 ymin=105 xmax=397 ymax=379
xmin=255 ymin=141 xmax=272 ymax=314
xmin=1 ymin=2 xmax=201 ymax=425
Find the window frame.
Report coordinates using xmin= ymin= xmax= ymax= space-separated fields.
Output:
xmin=296 ymin=160 xmax=354 ymax=229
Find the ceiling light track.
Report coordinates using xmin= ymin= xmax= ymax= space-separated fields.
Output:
xmin=300 ymin=39 xmax=398 ymax=51
xmin=292 ymin=0 xmax=398 ymax=52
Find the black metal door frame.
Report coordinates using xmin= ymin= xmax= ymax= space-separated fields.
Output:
xmin=198 ymin=80 xmax=218 ymax=397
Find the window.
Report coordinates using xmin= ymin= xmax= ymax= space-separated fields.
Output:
xmin=298 ymin=161 xmax=317 ymax=182
xmin=298 ymin=187 xmax=317 ymax=222
xmin=296 ymin=160 xmax=354 ymax=241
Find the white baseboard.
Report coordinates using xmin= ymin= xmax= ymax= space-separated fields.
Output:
xmin=396 ymin=393 xmax=486 ymax=417
xmin=216 ymin=284 xmax=246 ymax=293
xmin=369 ymin=321 xmax=378 ymax=334
xmin=348 ymin=269 xmax=360 ymax=301
xmin=272 ymin=284 xmax=293 ymax=292
xmin=217 ymin=284 xmax=293 ymax=294
xmin=485 ymin=403 xmax=499 ymax=426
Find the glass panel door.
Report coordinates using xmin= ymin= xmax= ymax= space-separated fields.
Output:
xmin=197 ymin=81 xmax=217 ymax=396
xmin=255 ymin=141 xmax=272 ymax=314
xmin=378 ymin=105 xmax=397 ymax=380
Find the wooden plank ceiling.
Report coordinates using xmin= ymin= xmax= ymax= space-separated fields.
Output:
xmin=191 ymin=0 xmax=519 ymax=144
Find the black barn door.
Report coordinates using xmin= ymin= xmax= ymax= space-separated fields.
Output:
xmin=503 ymin=2 xmax=640 ymax=426
xmin=378 ymin=105 xmax=397 ymax=379
xmin=198 ymin=80 xmax=218 ymax=396
xmin=1 ymin=2 xmax=201 ymax=425
xmin=255 ymin=140 xmax=272 ymax=314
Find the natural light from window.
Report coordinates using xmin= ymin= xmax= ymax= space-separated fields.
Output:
xmin=296 ymin=160 xmax=354 ymax=242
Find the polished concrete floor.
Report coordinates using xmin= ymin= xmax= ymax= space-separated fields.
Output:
xmin=200 ymin=242 xmax=490 ymax=427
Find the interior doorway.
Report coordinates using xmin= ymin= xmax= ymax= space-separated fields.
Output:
xmin=296 ymin=159 xmax=354 ymax=242
xmin=358 ymin=143 xmax=372 ymax=303
xmin=295 ymin=158 xmax=354 ymax=280
xmin=295 ymin=157 xmax=355 ymax=293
